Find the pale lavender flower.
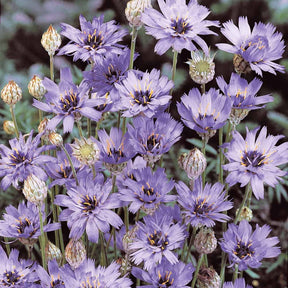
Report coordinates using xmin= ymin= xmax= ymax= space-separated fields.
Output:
xmin=217 ymin=16 xmax=285 ymax=76
xmin=141 ymin=0 xmax=218 ymax=55
xmin=223 ymin=126 xmax=288 ymax=199
xmin=58 ymin=14 xmax=128 ymax=62
xmin=220 ymin=220 xmax=281 ymax=271
xmin=223 ymin=278 xmax=252 ymax=288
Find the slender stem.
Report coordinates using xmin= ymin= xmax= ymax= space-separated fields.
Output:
xmin=170 ymin=49 xmax=178 ymax=96
xmin=100 ymin=232 xmax=107 ymax=267
xmin=203 ymin=254 xmax=208 ymax=267
xmin=61 ymin=144 xmax=79 ymax=186
xmin=191 ymin=254 xmax=204 ymax=288
xmin=95 ymin=118 xmax=102 ymax=139
xmin=246 ymin=188 xmax=253 ymax=208
xmin=184 ymin=227 xmax=197 ymax=263
xmin=201 ymin=83 xmax=206 ymax=95
xmin=77 ymin=121 xmax=83 ymax=138
xmin=219 ymin=127 xmax=224 ymax=184
xmin=49 ymin=55 xmax=54 ymax=81
xmin=87 ymin=118 xmax=91 ymax=138
xmin=9 ymin=105 xmax=19 ymax=139
xmin=201 ymin=139 xmax=207 ymax=186
xmin=234 ymin=184 xmax=251 ymax=224
xmin=129 ymin=26 xmax=138 ymax=70
xmin=233 ymin=265 xmax=239 ymax=282
xmin=124 ymin=206 xmax=129 ymax=232
xmin=4 ymin=237 xmax=10 ymax=256
xmin=122 ymin=117 xmax=127 ymax=135
xmin=117 ymin=112 xmax=121 ymax=129
xmin=220 ymin=253 xmax=227 ymax=286
xmin=39 ymin=109 xmax=43 ymax=125
xmin=50 ymin=188 xmax=59 ymax=248
xmin=38 ymin=206 xmax=47 ymax=270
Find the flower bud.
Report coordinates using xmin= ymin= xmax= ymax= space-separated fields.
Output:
xmin=49 ymin=132 xmax=63 ymax=146
xmin=41 ymin=25 xmax=61 ymax=56
xmin=178 ymin=148 xmax=207 ymax=180
xmin=187 ymin=50 xmax=215 ymax=85
xmin=123 ymin=225 xmax=139 ymax=254
xmin=23 ymin=174 xmax=48 ymax=205
xmin=65 ymin=239 xmax=86 ymax=269
xmin=236 ymin=206 xmax=253 ymax=222
xmin=28 ymin=75 xmax=46 ymax=100
xmin=196 ymin=267 xmax=221 ymax=288
xmin=3 ymin=120 xmax=16 ymax=135
xmin=71 ymin=137 xmax=100 ymax=166
xmin=1 ymin=80 xmax=22 ymax=105
xmin=194 ymin=228 xmax=217 ymax=254
xmin=233 ymin=54 xmax=251 ymax=74
xmin=229 ymin=108 xmax=250 ymax=128
xmin=104 ymin=162 xmax=127 ymax=176
xmin=117 ymin=257 xmax=132 ymax=275
xmin=45 ymin=241 xmax=63 ymax=265
xmin=125 ymin=0 xmax=152 ymax=27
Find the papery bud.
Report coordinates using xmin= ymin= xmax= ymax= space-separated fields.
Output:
xmin=1 ymin=80 xmax=22 ymax=105
xmin=122 ymin=225 xmax=139 ymax=254
xmin=41 ymin=25 xmax=61 ymax=56
xmin=116 ymin=257 xmax=132 ymax=275
xmin=194 ymin=228 xmax=217 ymax=254
xmin=104 ymin=162 xmax=127 ymax=176
xmin=45 ymin=241 xmax=63 ymax=265
xmin=65 ymin=239 xmax=86 ymax=269
xmin=23 ymin=174 xmax=48 ymax=205
xmin=3 ymin=120 xmax=16 ymax=135
xmin=28 ymin=75 xmax=46 ymax=100
xmin=236 ymin=206 xmax=253 ymax=222
xmin=71 ymin=137 xmax=100 ymax=166
xmin=196 ymin=267 xmax=221 ymax=288
xmin=178 ymin=148 xmax=207 ymax=180
xmin=49 ymin=132 xmax=63 ymax=146
xmin=229 ymin=108 xmax=250 ymax=128
xmin=125 ymin=0 xmax=152 ymax=27
xmin=233 ymin=54 xmax=251 ymax=74
xmin=187 ymin=50 xmax=215 ymax=85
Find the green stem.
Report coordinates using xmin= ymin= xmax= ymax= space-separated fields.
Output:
xmin=219 ymin=127 xmax=224 ymax=184
xmin=220 ymin=253 xmax=228 ymax=286
xmin=51 ymin=188 xmax=59 ymax=248
xmin=201 ymin=83 xmax=206 ymax=95
xmin=201 ymin=139 xmax=207 ymax=186
xmin=4 ymin=237 xmax=10 ymax=256
xmin=191 ymin=254 xmax=204 ymax=288
xmin=38 ymin=206 xmax=47 ymax=270
xmin=77 ymin=121 xmax=83 ymax=138
xmin=100 ymin=232 xmax=107 ymax=267
xmin=129 ymin=26 xmax=138 ymax=70
xmin=246 ymin=188 xmax=253 ymax=208
xmin=61 ymin=144 xmax=79 ymax=186
xmin=87 ymin=118 xmax=91 ymax=138
xmin=184 ymin=227 xmax=197 ymax=263
xmin=10 ymin=105 xmax=19 ymax=139
xmin=233 ymin=265 xmax=239 ymax=282
xmin=234 ymin=184 xmax=251 ymax=224
xmin=170 ymin=49 xmax=178 ymax=96
xmin=39 ymin=109 xmax=43 ymax=125
xmin=124 ymin=206 xmax=129 ymax=232
xmin=49 ymin=55 xmax=54 ymax=81
xmin=95 ymin=118 xmax=102 ymax=139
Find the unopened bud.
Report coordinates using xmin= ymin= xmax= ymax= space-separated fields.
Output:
xmin=125 ymin=0 xmax=152 ymax=27
xmin=123 ymin=225 xmax=139 ymax=254
xmin=233 ymin=54 xmax=251 ymax=75
xmin=187 ymin=50 xmax=215 ymax=85
xmin=178 ymin=148 xmax=207 ymax=180
xmin=196 ymin=267 xmax=221 ymax=288
xmin=49 ymin=132 xmax=63 ymax=146
xmin=236 ymin=206 xmax=253 ymax=222
xmin=65 ymin=239 xmax=86 ymax=269
xmin=71 ymin=137 xmax=100 ymax=166
xmin=194 ymin=228 xmax=217 ymax=254
xmin=23 ymin=174 xmax=48 ymax=205
xmin=1 ymin=80 xmax=22 ymax=105
xmin=28 ymin=75 xmax=46 ymax=100
xmin=45 ymin=241 xmax=62 ymax=265
xmin=3 ymin=120 xmax=16 ymax=135
xmin=229 ymin=108 xmax=250 ymax=127
xmin=41 ymin=25 xmax=61 ymax=56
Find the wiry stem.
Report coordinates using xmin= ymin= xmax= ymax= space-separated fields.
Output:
xmin=38 ymin=206 xmax=47 ymax=270
xmin=49 ymin=55 xmax=54 ymax=81
xmin=191 ymin=254 xmax=204 ymax=288
xmin=170 ymin=49 xmax=178 ymax=96
xmin=61 ymin=144 xmax=79 ymax=186
xmin=9 ymin=105 xmax=19 ymax=139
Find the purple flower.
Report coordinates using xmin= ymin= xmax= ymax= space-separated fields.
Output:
xmin=216 ymin=16 xmax=285 ymax=76
xmin=223 ymin=278 xmax=252 ymax=288
xmin=66 ymin=259 xmax=132 ymax=288
xmin=0 ymin=246 xmax=39 ymax=287
xmin=176 ymin=178 xmax=233 ymax=227
xmin=54 ymin=172 xmax=123 ymax=243
xmin=0 ymin=131 xmax=55 ymax=190
xmin=216 ymin=73 xmax=273 ymax=110
xmin=115 ymin=69 xmax=173 ymax=118
xmin=33 ymin=67 xmax=103 ymax=133
xmin=118 ymin=166 xmax=176 ymax=214
xmin=141 ymin=0 xmax=218 ymax=55
xmin=132 ymin=258 xmax=194 ymax=287
xmin=220 ymin=220 xmax=281 ymax=271
xmin=129 ymin=206 xmax=186 ymax=270
xmin=0 ymin=201 xmax=60 ymax=246
xmin=58 ymin=14 xmax=128 ymax=62
xmin=127 ymin=113 xmax=183 ymax=163
xmin=223 ymin=126 xmax=288 ymax=199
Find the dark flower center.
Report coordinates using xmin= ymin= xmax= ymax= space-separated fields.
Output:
xmin=158 ymin=270 xmax=174 ymax=287
xmin=234 ymin=241 xmax=254 ymax=259
xmin=171 ymin=17 xmax=190 ymax=35
xmin=148 ymin=231 xmax=169 ymax=250
xmin=194 ymin=198 xmax=212 ymax=216
xmin=105 ymin=64 xmax=120 ymax=84
xmin=51 ymin=278 xmax=65 ymax=288
xmin=81 ymin=194 xmax=98 ymax=214
xmin=241 ymin=151 xmax=266 ymax=167
xmin=240 ymin=36 xmax=268 ymax=62
xmin=131 ymin=89 xmax=153 ymax=106
xmin=84 ymin=29 xmax=104 ymax=50
xmin=145 ymin=133 xmax=161 ymax=152
xmin=9 ymin=149 xmax=27 ymax=165
xmin=58 ymin=163 xmax=72 ymax=178
xmin=60 ymin=90 xmax=79 ymax=113
xmin=107 ymin=146 xmax=125 ymax=163
xmin=16 ymin=217 xmax=32 ymax=234
xmin=2 ymin=270 xmax=22 ymax=286
xmin=232 ymin=87 xmax=248 ymax=106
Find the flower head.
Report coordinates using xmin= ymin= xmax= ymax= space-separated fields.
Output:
xmin=223 ymin=278 xmax=252 ymax=288
xmin=127 ymin=113 xmax=183 ymax=164
xmin=126 ymin=0 xmax=152 ymax=27
xmin=176 ymin=178 xmax=233 ymax=227
xmin=54 ymin=171 xmax=123 ymax=243
xmin=28 ymin=75 xmax=46 ymax=100
xmin=141 ymin=0 xmax=218 ymax=55
xmin=132 ymin=258 xmax=194 ymax=287
xmin=0 ymin=131 xmax=55 ymax=190
xmin=58 ymin=15 xmax=127 ymax=62
xmin=41 ymin=25 xmax=61 ymax=56
xmin=116 ymin=69 xmax=173 ymax=118
xmin=217 ymin=16 xmax=285 ymax=76
xmin=1 ymin=80 xmax=22 ymax=105
xmin=33 ymin=67 xmax=103 ymax=133
xmin=0 ymin=201 xmax=60 ymax=246
xmin=220 ymin=220 xmax=281 ymax=271
xmin=118 ymin=166 xmax=176 ymax=214
xmin=129 ymin=206 xmax=186 ymax=270
xmin=223 ymin=126 xmax=288 ymax=199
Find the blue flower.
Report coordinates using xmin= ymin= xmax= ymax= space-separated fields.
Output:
xmin=141 ymin=0 xmax=218 ymax=55
xmin=217 ymin=16 xmax=285 ymax=76
xmin=58 ymin=14 xmax=128 ymax=62
xmin=223 ymin=278 xmax=253 ymax=288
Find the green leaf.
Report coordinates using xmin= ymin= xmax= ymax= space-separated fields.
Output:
xmin=245 ymin=269 xmax=260 ymax=279
xmin=186 ymin=138 xmax=217 ymax=155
